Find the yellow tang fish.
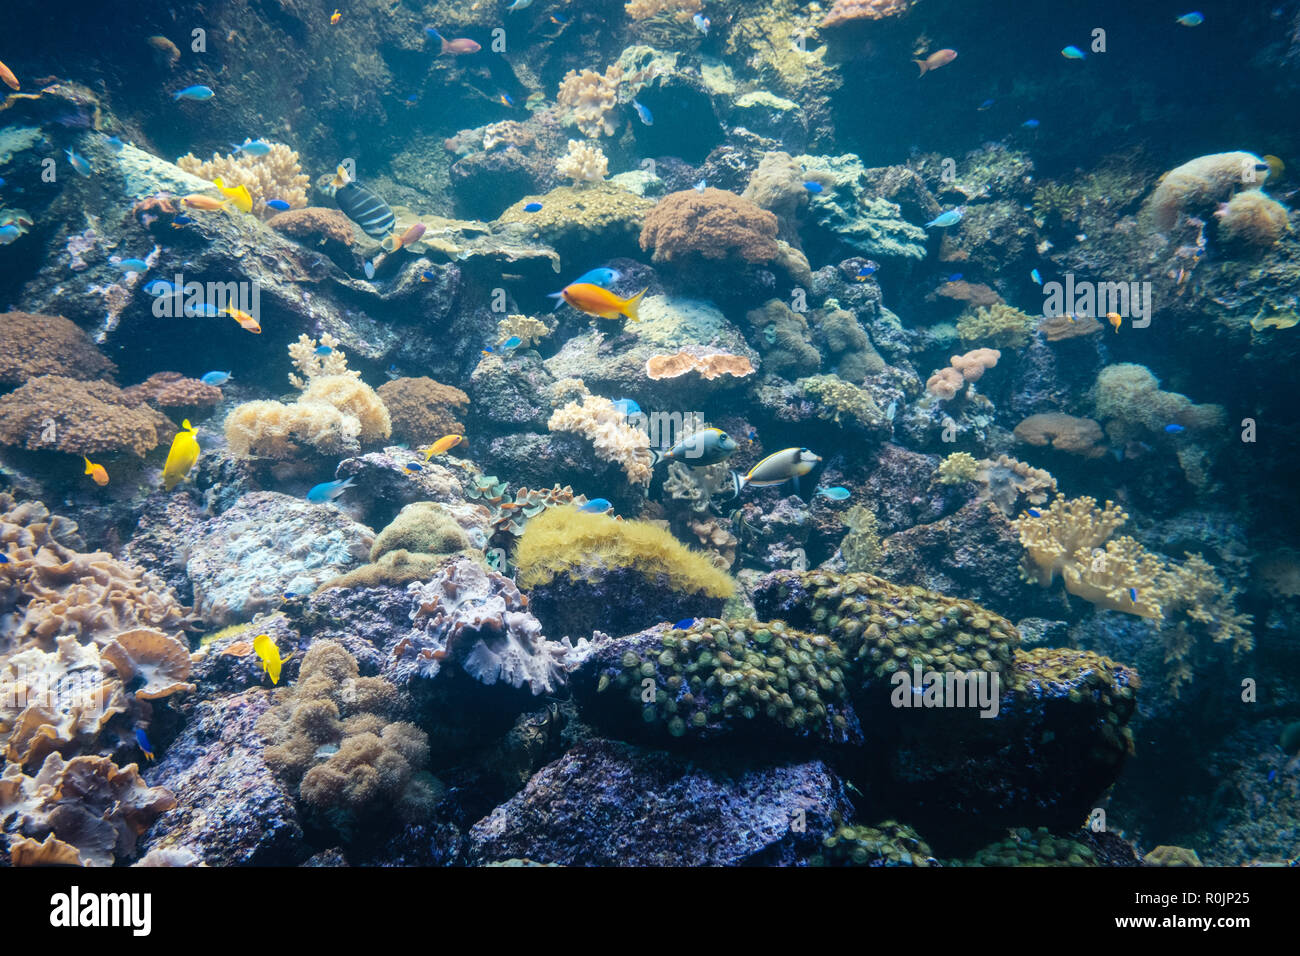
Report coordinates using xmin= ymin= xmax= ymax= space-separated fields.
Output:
xmin=162 ymin=419 xmax=200 ymax=491
xmin=212 ymin=177 xmax=253 ymax=214
xmin=423 ymin=433 xmax=464 ymax=459
xmin=560 ymin=283 xmax=647 ymax=321
xmin=253 ymin=633 xmax=294 ymax=685
xmin=82 ymin=456 xmax=109 ymax=486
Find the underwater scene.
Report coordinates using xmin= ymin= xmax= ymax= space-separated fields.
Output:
xmin=0 ymin=0 xmax=1298 ymax=874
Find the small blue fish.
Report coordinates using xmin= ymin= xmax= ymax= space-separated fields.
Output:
xmin=1128 ymin=588 xmax=1139 ymax=603
xmin=1175 ymin=12 xmax=1204 ymax=27
xmin=549 ymin=266 xmax=622 ymax=308
xmin=523 ymin=201 xmax=543 ymax=212
xmin=1022 ymin=118 xmax=1040 ymax=129
xmin=632 ymin=100 xmax=653 ymax=126
xmin=855 ymin=264 xmax=878 ymax=280
xmin=0 ymin=176 xmax=6 ymax=187
xmin=364 ymin=260 xmax=375 ymax=280
xmin=0 ymin=553 xmax=9 ymax=564
xmin=550 ymin=13 xmax=568 ymax=24
xmin=816 ymin=486 xmax=851 ymax=501
xmin=1061 ymin=45 xmax=1086 ymax=60
xmin=135 ymin=727 xmax=155 ymax=761
xmin=144 ymin=279 xmax=177 ymax=296
xmin=200 ymin=371 xmax=232 ymax=386
xmin=672 ymin=618 xmax=696 ymax=631
xmin=306 ymin=476 xmax=355 ymax=504
xmin=65 ymin=149 xmax=91 ymax=177
xmin=694 ymin=179 xmax=706 ymax=191
xmin=265 ymin=199 xmax=291 ymax=211
xmin=803 ymin=181 xmax=824 ymax=194
xmin=118 ymin=258 xmax=149 ymax=273
xmin=925 ymin=209 xmax=963 ymax=228
xmin=183 ymin=302 xmax=220 ymax=317
xmin=611 ymin=398 xmax=641 ymax=417
xmin=385 ymin=364 xmax=402 ymax=380
xmin=1030 ymin=268 xmax=1043 ymax=285
xmin=977 ymin=98 xmax=995 ymax=111
xmin=231 ymin=138 xmax=272 ymax=156
xmin=172 ymin=85 xmax=215 ymax=101
xmin=481 ymin=345 xmax=496 ymax=355
xmin=172 ymin=214 xmax=194 ymax=225
xmin=498 ymin=92 xmax=514 ymax=107
xmin=406 ymin=94 xmax=420 ymax=105
xmin=314 ymin=345 xmax=334 ymax=356
xmin=578 ymin=498 xmax=613 ymax=514
xmin=944 ymin=272 xmax=963 ymax=282
xmin=1164 ymin=423 xmax=1186 ymax=434
xmin=1268 ymin=769 xmax=1277 ymax=782
xmin=404 ymin=462 xmax=424 ymax=473
xmin=693 ymin=13 xmax=710 ymax=35
xmin=500 ymin=335 xmax=523 ymax=350
xmin=103 ymin=135 xmax=125 ymax=151
xmin=0 ymin=224 xmax=23 ymax=245
xmin=1026 ymin=508 xmax=1042 ymax=518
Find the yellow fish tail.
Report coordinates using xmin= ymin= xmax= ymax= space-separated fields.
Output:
xmin=83 ymin=456 xmax=94 ymax=474
xmin=622 ymin=287 xmax=648 ymax=322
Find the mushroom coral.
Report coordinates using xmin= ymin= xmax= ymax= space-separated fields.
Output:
xmin=640 ymin=188 xmax=780 ymax=264
xmin=100 ymin=627 xmax=196 ymax=700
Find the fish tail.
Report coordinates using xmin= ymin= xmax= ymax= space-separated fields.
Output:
xmin=381 ymin=233 xmax=401 ymax=252
xmin=83 ymin=456 xmax=93 ymax=474
xmin=622 ymin=287 xmax=648 ymax=322
xmin=914 ymin=59 xmax=928 ymax=76
xmin=730 ymin=471 xmax=746 ymax=498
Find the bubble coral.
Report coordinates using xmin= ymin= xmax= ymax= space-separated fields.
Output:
xmin=556 ymin=66 xmax=623 ymax=138
xmin=376 ymin=376 xmax=468 ymax=446
xmin=555 ymin=139 xmax=609 ymax=184
xmin=176 ymin=142 xmax=309 ymax=219
xmin=547 ymin=389 xmax=653 ymax=486
xmin=639 ymin=188 xmax=780 ymax=264
xmin=0 ymin=311 xmax=116 ymax=386
xmin=0 ymin=376 xmax=173 ymax=457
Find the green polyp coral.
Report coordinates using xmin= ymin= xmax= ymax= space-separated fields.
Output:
xmin=515 ymin=506 xmax=735 ymax=600
xmin=840 ymin=505 xmax=881 ymax=573
xmin=956 ymin=304 xmax=1036 ymax=349
xmin=798 ymin=374 xmax=886 ymax=431
xmin=318 ymin=502 xmax=478 ymax=589
xmin=952 ymin=827 xmax=1099 ymax=867
xmin=1031 ymin=182 xmax=1083 ymax=229
xmin=1011 ymin=647 xmax=1139 ymax=760
xmin=795 ymin=153 xmax=927 ymax=259
xmin=816 ymin=820 xmax=934 ymax=867
xmin=1143 ymin=845 xmax=1203 ymax=866
xmin=746 ymin=298 xmax=820 ymax=378
xmin=496 ymin=182 xmax=655 ymax=245
xmin=935 ymin=451 xmax=979 ymax=485
xmin=596 ymin=618 xmax=853 ymax=741
xmin=771 ymin=571 xmax=1021 ymax=684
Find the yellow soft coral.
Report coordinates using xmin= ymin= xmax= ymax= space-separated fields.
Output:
xmin=555 ymin=139 xmax=609 ymax=183
xmin=1016 ymin=495 xmax=1131 ymax=589
xmin=547 ymin=390 xmax=653 ymax=486
xmin=176 ymin=143 xmax=309 ymax=220
xmin=556 ymin=66 xmax=622 ymax=138
xmin=288 ymin=332 xmax=357 ymax=389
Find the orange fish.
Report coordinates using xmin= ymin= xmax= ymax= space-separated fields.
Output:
xmin=0 ymin=60 xmax=19 ymax=91
xmin=1107 ymin=311 xmax=1122 ymax=333
xmin=180 ymin=194 xmax=230 ymax=211
xmin=423 ymin=433 xmax=464 ymax=459
xmin=560 ymin=283 xmax=647 ymax=321
xmin=222 ymin=307 xmax=262 ymax=334
xmin=914 ymin=49 xmax=958 ymax=76
xmin=82 ymin=456 xmax=109 ymax=486
xmin=330 ymin=9 xmax=341 ymax=24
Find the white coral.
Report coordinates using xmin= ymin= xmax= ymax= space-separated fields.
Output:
xmin=556 ymin=139 xmax=609 ymax=184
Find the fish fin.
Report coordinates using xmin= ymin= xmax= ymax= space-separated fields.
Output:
xmin=623 ymin=287 xmax=648 ymax=322
xmin=730 ymin=471 xmax=745 ymax=498
xmin=914 ymin=59 xmax=927 ymax=76
xmin=83 ymin=457 xmax=93 ymax=474
xmin=651 ymin=448 xmax=665 ymax=466
xmin=381 ymin=233 xmax=401 ymax=253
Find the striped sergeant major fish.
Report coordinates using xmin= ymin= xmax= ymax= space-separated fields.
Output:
xmin=330 ymin=165 xmax=396 ymax=238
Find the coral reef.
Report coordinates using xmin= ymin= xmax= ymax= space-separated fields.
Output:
xmin=547 ymin=389 xmax=653 ymax=486
xmin=956 ymin=304 xmax=1036 ymax=349
xmin=796 ymin=154 xmax=928 ymax=259
xmin=1013 ymin=413 xmax=1107 ymax=459
xmin=556 ymin=139 xmax=608 ymax=184
xmin=556 ymin=66 xmax=622 ymax=138
xmin=926 ymin=349 xmax=1000 ymax=400
xmin=625 ymin=0 xmax=702 ymax=19
xmin=972 ymin=455 xmax=1057 ymax=516
xmin=122 ymin=372 xmax=222 ymax=410
xmin=0 ymin=311 xmax=116 ymax=385
xmin=820 ymin=0 xmax=918 ymax=27
xmin=640 ymin=188 xmax=780 ymax=263
xmin=375 ymin=377 xmax=468 ymax=446
xmin=176 ymin=142 xmax=309 ymax=219
xmin=0 ymin=376 xmax=173 ymax=457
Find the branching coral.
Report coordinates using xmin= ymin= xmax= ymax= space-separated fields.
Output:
xmin=496 ymin=314 xmax=551 ymax=349
xmin=0 ymin=312 xmax=116 ymax=385
xmin=956 ymin=304 xmax=1036 ymax=349
xmin=176 ymin=142 xmax=309 ymax=219
xmin=1013 ymin=413 xmax=1107 ymax=459
xmin=288 ymin=332 xmax=356 ymax=389
xmin=376 ymin=376 xmax=468 ymax=446
xmin=0 ymin=376 xmax=173 ymax=457
xmin=1016 ymin=495 xmax=1131 ymax=592
xmin=640 ymin=188 xmax=780 ymax=264
xmin=557 ymin=66 xmax=622 ymax=138
xmin=935 ymin=452 xmax=978 ymax=485
xmin=258 ymin=641 xmax=433 ymax=823
xmin=0 ymin=752 xmax=176 ymax=866
xmin=556 ymin=139 xmax=609 ymax=183
xmin=664 ymin=461 xmax=732 ymax=513
xmin=547 ymin=390 xmax=653 ymax=486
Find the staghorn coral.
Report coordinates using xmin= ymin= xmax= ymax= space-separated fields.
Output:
xmin=956 ymin=304 xmax=1036 ymax=349
xmin=121 ymin=371 xmax=222 ymax=410
xmin=0 ymin=312 xmax=116 ymax=386
xmin=258 ymin=641 xmax=433 ymax=823
xmin=99 ymin=628 xmax=195 ymax=701
xmin=935 ymin=452 xmax=978 ymax=485
xmin=1141 ymin=151 xmax=1269 ymax=233
xmin=645 ymin=350 xmax=756 ymax=381
xmin=548 ymin=389 xmax=653 ymax=486
xmin=0 ymin=752 xmax=176 ymax=866
xmin=176 ymin=142 xmax=309 ymax=219
xmin=820 ymin=0 xmax=917 ymax=27
xmin=640 ymin=188 xmax=780 ymax=264
xmin=496 ymin=314 xmax=551 ymax=349
xmin=556 ymin=139 xmax=609 ymax=183
xmin=376 ymin=376 xmax=468 ymax=446
xmin=556 ymin=66 xmax=623 ymax=138
xmin=1214 ymin=189 xmax=1290 ymax=249
xmin=0 ymin=376 xmax=173 ymax=457
xmin=0 ymin=636 xmax=127 ymax=767
xmin=1013 ymin=413 xmax=1107 ymax=459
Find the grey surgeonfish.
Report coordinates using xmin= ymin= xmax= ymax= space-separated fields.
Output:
xmin=654 ymin=428 xmax=739 ymax=467
xmin=330 ymin=165 xmax=396 ymax=238
xmin=731 ymin=447 xmax=822 ymax=497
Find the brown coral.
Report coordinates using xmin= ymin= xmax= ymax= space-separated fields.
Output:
xmin=645 ymin=351 xmax=756 ymax=380
xmin=1038 ymin=313 xmax=1103 ymax=341
xmin=640 ymin=188 xmax=780 ymax=264
xmin=927 ymin=349 xmax=1000 ymax=400
xmin=267 ymin=206 xmax=357 ymax=248
xmin=1214 ymin=189 xmax=1290 ymax=249
xmin=1013 ymin=412 xmax=1107 ymax=459
xmin=100 ymin=628 xmax=196 ymax=700
xmin=121 ymin=371 xmax=222 ymax=409
xmin=820 ymin=0 xmax=917 ymax=28
xmin=625 ymin=0 xmax=702 ymax=20
xmin=0 ymin=312 xmax=116 ymax=386
xmin=928 ymin=280 xmax=1004 ymax=308
xmin=0 ymin=375 xmax=173 ymax=457
xmin=376 ymin=377 xmax=468 ymax=446
xmin=556 ymin=66 xmax=622 ymax=138
xmin=176 ymin=142 xmax=309 ymax=220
